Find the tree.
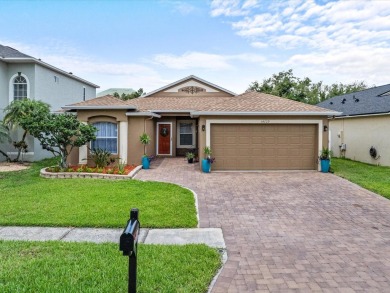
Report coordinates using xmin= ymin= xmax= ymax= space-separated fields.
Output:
xmin=3 ymin=99 xmax=50 ymax=161
xmin=248 ymin=69 xmax=368 ymax=104
xmin=113 ymin=88 xmax=144 ymax=100
xmin=28 ymin=113 xmax=97 ymax=169
xmin=0 ymin=123 xmax=11 ymax=161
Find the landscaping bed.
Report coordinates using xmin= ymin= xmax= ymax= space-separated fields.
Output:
xmin=0 ymin=241 xmax=221 ymax=292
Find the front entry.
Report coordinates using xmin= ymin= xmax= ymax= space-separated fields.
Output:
xmin=157 ymin=123 xmax=172 ymax=155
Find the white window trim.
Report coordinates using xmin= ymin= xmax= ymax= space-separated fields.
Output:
xmin=205 ymin=119 xmax=323 ymax=171
xmin=156 ymin=122 xmax=173 ymax=156
xmin=177 ymin=120 xmax=196 ymax=148
xmin=91 ymin=122 xmax=118 ymax=155
xmin=9 ymin=73 xmax=30 ymax=104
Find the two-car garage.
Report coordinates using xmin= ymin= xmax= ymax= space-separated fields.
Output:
xmin=209 ymin=122 xmax=320 ymax=171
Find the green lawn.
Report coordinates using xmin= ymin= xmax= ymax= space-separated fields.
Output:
xmin=332 ymin=158 xmax=390 ymax=200
xmin=0 ymin=241 xmax=221 ymax=293
xmin=0 ymin=159 xmax=197 ymax=228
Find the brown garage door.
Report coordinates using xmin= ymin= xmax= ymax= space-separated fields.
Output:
xmin=211 ymin=124 xmax=317 ymax=170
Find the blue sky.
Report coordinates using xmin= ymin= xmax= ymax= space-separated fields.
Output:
xmin=1 ymin=0 xmax=389 ymax=94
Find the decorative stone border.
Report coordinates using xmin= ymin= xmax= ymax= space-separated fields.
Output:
xmin=40 ymin=165 xmax=143 ymax=180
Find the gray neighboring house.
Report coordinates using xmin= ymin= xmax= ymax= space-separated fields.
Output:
xmin=0 ymin=44 xmax=99 ymax=161
xmin=317 ymin=84 xmax=390 ymax=166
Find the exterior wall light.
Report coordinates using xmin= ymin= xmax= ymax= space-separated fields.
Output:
xmin=324 ymin=125 xmax=328 ymax=132
xmin=202 ymin=125 xmax=205 ymax=131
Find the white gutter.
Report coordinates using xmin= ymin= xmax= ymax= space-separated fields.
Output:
xmin=334 ymin=112 xmax=390 ymax=119
xmin=1 ymin=57 xmax=99 ymax=88
xmin=126 ymin=112 xmax=161 ymax=118
xmin=190 ymin=111 xmax=342 ymax=116
xmin=62 ymin=105 xmax=137 ymax=110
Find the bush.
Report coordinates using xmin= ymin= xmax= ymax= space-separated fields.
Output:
xmin=90 ymin=148 xmax=111 ymax=168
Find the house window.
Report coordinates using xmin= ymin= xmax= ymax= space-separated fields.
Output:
xmin=83 ymin=87 xmax=86 ymax=101
xmin=91 ymin=122 xmax=118 ymax=154
xmin=177 ymin=120 xmax=196 ymax=148
xmin=13 ymin=76 xmax=28 ymax=101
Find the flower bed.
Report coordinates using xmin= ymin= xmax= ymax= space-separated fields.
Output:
xmin=41 ymin=164 xmax=142 ymax=180
xmin=46 ymin=164 xmax=136 ymax=175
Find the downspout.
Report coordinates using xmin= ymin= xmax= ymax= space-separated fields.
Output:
xmin=144 ymin=116 xmax=154 ymax=132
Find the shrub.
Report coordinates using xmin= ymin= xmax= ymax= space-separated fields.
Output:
xmin=90 ymin=148 xmax=111 ymax=168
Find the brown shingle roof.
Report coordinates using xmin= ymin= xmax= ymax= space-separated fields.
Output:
xmin=68 ymin=95 xmax=128 ymax=106
xmin=64 ymin=92 xmax=337 ymax=114
xmin=198 ymin=91 xmax=333 ymax=113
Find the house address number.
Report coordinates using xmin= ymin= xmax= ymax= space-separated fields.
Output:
xmin=260 ymin=120 xmax=271 ymax=123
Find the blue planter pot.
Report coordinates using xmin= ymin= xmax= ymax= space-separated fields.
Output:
xmin=202 ymin=159 xmax=211 ymax=173
xmin=320 ymin=159 xmax=330 ymax=173
xmin=142 ymin=156 xmax=150 ymax=169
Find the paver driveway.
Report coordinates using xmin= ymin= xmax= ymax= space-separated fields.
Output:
xmin=136 ymin=158 xmax=390 ymax=292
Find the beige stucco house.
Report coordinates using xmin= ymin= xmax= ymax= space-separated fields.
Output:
xmin=317 ymin=84 xmax=390 ymax=166
xmin=64 ymin=75 xmax=338 ymax=171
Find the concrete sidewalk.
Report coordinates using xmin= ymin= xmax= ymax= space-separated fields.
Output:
xmin=0 ymin=226 xmax=225 ymax=248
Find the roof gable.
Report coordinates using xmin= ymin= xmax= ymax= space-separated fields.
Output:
xmin=143 ymin=75 xmax=236 ymax=97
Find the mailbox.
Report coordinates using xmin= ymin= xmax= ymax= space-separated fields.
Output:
xmin=119 ymin=208 xmax=140 ymax=293
xmin=120 ymin=211 xmax=140 ymax=256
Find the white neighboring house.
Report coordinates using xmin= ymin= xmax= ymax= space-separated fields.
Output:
xmin=0 ymin=44 xmax=99 ymax=161
xmin=317 ymin=84 xmax=390 ymax=166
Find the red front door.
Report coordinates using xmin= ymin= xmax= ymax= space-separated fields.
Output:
xmin=158 ymin=124 xmax=171 ymax=155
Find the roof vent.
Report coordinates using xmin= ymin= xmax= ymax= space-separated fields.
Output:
xmin=341 ymin=98 xmax=346 ymax=104
xmin=69 ymin=72 xmax=73 ymax=75
xmin=330 ymin=102 xmax=333 ymax=105
xmin=353 ymin=95 xmax=359 ymax=102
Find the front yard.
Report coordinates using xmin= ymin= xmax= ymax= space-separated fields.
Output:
xmin=0 ymin=159 xmax=197 ymax=228
xmin=0 ymin=241 xmax=220 ymax=293
xmin=332 ymin=158 xmax=390 ymax=200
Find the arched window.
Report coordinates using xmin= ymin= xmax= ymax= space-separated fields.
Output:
xmin=13 ymin=76 xmax=28 ymax=101
xmin=91 ymin=122 xmax=118 ymax=154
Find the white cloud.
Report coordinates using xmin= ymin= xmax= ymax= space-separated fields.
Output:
xmin=0 ymin=39 xmax=168 ymax=91
xmin=251 ymin=41 xmax=268 ymax=48
xmin=209 ymin=0 xmax=390 ymax=85
xmin=153 ymin=52 xmax=232 ymax=70
xmin=153 ymin=51 xmax=267 ymax=70
xmin=171 ymin=1 xmax=197 ymax=15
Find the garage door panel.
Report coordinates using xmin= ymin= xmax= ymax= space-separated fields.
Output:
xmin=211 ymin=124 xmax=317 ymax=170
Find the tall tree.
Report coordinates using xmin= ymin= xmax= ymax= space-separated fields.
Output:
xmin=113 ymin=88 xmax=144 ymax=100
xmin=248 ymin=69 xmax=367 ymax=104
xmin=3 ymin=99 xmax=50 ymax=161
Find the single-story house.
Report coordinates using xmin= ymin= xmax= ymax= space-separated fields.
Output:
xmin=317 ymin=84 xmax=390 ymax=166
xmin=64 ymin=75 xmax=339 ymax=171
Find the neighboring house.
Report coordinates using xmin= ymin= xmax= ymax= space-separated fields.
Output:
xmin=64 ymin=75 xmax=338 ymax=171
xmin=0 ymin=44 xmax=99 ymax=161
xmin=97 ymin=88 xmax=135 ymax=97
xmin=317 ymin=84 xmax=390 ymax=166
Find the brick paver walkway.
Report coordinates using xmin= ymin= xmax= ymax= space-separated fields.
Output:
xmin=136 ymin=158 xmax=390 ymax=292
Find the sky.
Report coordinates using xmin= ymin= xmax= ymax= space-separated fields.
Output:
xmin=1 ymin=0 xmax=389 ymax=94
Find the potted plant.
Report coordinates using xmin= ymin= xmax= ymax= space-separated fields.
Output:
xmin=319 ymin=147 xmax=332 ymax=173
xmin=202 ymin=146 xmax=215 ymax=173
xmin=140 ymin=133 xmax=151 ymax=169
xmin=186 ymin=152 xmax=195 ymax=163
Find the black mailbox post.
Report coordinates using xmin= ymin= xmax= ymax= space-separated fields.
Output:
xmin=120 ymin=208 xmax=140 ymax=293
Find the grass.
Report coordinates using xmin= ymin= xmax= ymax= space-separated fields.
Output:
xmin=332 ymin=158 xmax=390 ymax=200
xmin=0 ymin=159 xmax=197 ymax=228
xmin=0 ymin=240 xmax=221 ymax=293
